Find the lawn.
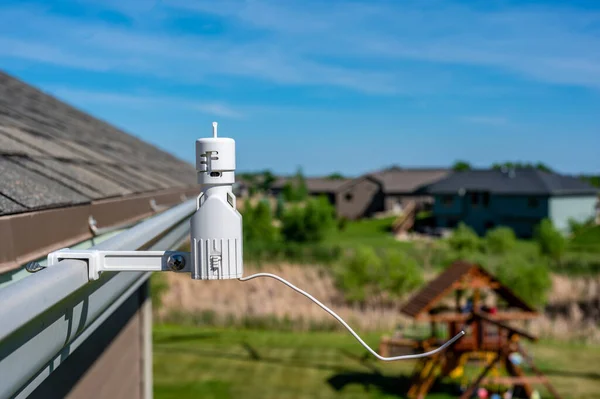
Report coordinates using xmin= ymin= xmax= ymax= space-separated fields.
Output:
xmin=325 ymin=216 xmax=413 ymax=250
xmin=153 ymin=324 xmax=600 ymax=399
xmin=570 ymin=225 xmax=600 ymax=254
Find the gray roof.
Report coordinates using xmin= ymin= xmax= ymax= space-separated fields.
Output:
xmin=369 ymin=167 xmax=450 ymax=194
xmin=423 ymin=168 xmax=598 ymax=196
xmin=0 ymin=71 xmax=196 ymax=216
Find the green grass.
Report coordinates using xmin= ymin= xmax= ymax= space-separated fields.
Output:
xmin=570 ymin=225 xmax=600 ymax=254
xmin=325 ymin=217 xmax=412 ymax=250
xmin=154 ymin=324 xmax=600 ymax=399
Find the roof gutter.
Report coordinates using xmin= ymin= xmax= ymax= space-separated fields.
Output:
xmin=0 ymin=186 xmax=198 ymax=272
xmin=0 ymin=198 xmax=196 ymax=398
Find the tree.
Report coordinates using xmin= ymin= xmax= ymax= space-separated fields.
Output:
xmin=448 ymin=223 xmax=481 ymax=253
xmin=534 ymin=219 xmax=566 ymax=261
xmin=534 ymin=162 xmax=553 ymax=173
xmin=275 ymin=194 xmax=286 ymax=220
xmin=280 ymin=196 xmax=335 ymax=243
xmin=484 ymin=226 xmax=517 ymax=254
xmin=281 ymin=167 xmax=309 ymax=202
xmin=259 ymin=170 xmax=276 ymax=193
xmin=580 ymin=175 xmax=600 ymax=188
xmin=380 ymin=250 xmax=424 ymax=298
xmin=492 ymin=162 xmax=553 ymax=172
xmin=242 ymin=200 xmax=278 ymax=243
xmin=294 ymin=167 xmax=308 ymax=201
xmin=333 ymin=246 xmax=381 ymax=303
xmin=491 ymin=253 xmax=552 ymax=306
xmin=326 ymin=172 xmax=345 ymax=180
xmin=452 ymin=160 xmax=472 ymax=172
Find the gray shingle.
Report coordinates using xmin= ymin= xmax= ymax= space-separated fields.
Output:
xmin=0 ymin=157 xmax=88 ymax=209
xmin=0 ymin=70 xmax=196 ymax=215
xmin=55 ymin=138 xmax=119 ymax=164
xmin=120 ymin=165 xmax=170 ymax=190
xmin=424 ymin=168 xmax=598 ymax=196
xmin=0 ymin=126 xmax=87 ymax=160
xmin=0 ymin=193 xmax=26 ymax=215
xmin=0 ymin=131 xmax=43 ymax=156
xmin=93 ymin=164 xmax=156 ymax=193
xmin=11 ymin=157 xmax=131 ymax=199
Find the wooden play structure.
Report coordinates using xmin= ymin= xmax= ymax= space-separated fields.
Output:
xmin=379 ymin=261 xmax=562 ymax=399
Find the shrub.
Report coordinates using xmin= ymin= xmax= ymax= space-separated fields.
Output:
xmin=555 ymin=252 xmax=600 ymax=276
xmin=380 ymin=250 xmax=424 ymax=298
xmin=275 ymin=195 xmax=285 ymax=220
xmin=484 ymin=226 xmax=517 ymax=254
xmin=490 ymin=253 xmax=552 ymax=307
xmin=448 ymin=223 xmax=481 ymax=253
xmin=534 ymin=219 xmax=566 ymax=261
xmin=333 ymin=247 xmax=424 ymax=303
xmin=337 ymin=217 xmax=348 ymax=231
xmin=243 ymin=200 xmax=278 ymax=244
xmin=569 ymin=224 xmax=600 ymax=254
xmin=282 ymin=167 xmax=309 ymax=202
xmin=281 ymin=196 xmax=335 ymax=243
xmin=333 ymin=246 xmax=382 ymax=303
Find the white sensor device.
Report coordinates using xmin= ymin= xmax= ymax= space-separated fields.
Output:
xmin=190 ymin=122 xmax=243 ymax=280
xmin=44 ymin=121 xmax=464 ymax=361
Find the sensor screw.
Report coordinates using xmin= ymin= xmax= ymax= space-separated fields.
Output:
xmin=167 ymin=254 xmax=186 ymax=271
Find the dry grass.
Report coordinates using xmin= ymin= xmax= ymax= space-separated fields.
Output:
xmin=159 ymin=263 xmax=412 ymax=332
xmin=157 ymin=263 xmax=600 ymax=342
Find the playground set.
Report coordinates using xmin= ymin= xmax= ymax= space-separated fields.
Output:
xmin=379 ymin=261 xmax=562 ymax=399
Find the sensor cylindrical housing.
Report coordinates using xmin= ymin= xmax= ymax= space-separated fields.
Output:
xmin=195 ymin=137 xmax=236 ymax=185
xmin=190 ymin=123 xmax=243 ymax=280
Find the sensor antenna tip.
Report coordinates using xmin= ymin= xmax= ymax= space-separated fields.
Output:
xmin=212 ymin=121 xmax=218 ymax=138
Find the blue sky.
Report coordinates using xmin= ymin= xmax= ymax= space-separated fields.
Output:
xmin=1 ymin=0 xmax=599 ymax=176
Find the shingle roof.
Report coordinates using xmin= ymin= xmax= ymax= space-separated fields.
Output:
xmin=0 ymin=71 xmax=196 ymax=216
xmin=369 ymin=167 xmax=450 ymax=194
xmin=423 ymin=168 xmax=598 ymax=196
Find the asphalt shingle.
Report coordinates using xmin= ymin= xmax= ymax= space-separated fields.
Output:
xmin=424 ymin=168 xmax=598 ymax=196
xmin=11 ymin=157 xmax=130 ymax=199
xmin=0 ymin=193 xmax=26 ymax=215
xmin=0 ymin=70 xmax=197 ymax=215
xmin=0 ymin=131 xmax=43 ymax=156
xmin=0 ymin=157 xmax=88 ymax=209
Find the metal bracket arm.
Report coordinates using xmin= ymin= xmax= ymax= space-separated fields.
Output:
xmin=47 ymin=249 xmax=191 ymax=281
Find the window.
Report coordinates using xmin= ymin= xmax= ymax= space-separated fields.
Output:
xmin=470 ymin=192 xmax=479 ymax=206
xmin=527 ymin=197 xmax=539 ymax=208
xmin=345 ymin=192 xmax=353 ymax=201
xmin=482 ymin=192 xmax=490 ymax=208
xmin=442 ymin=195 xmax=453 ymax=207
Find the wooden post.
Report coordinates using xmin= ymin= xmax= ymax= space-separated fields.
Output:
xmin=459 ymin=352 xmax=502 ymax=399
xmin=517 ymin=344 xmax=563 ymax=399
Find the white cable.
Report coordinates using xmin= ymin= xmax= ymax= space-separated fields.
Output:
xmin=239 ymin=273 xmax=465 ymax=361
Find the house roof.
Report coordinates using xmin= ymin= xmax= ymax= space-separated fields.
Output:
xmin=368 ymin=167 xmax=450 ymax=194
xmin=423 ymin=168 xmax=598 ymax=196
xmin=401 ymin=260 xmax=536 ymax=319
xmin=272 ymin=176 xmax=351 ymax=193
xmin=0 ymin=71 xmax=196 ymax=216
xmin=0 ymin=71 xmax=198 ymax=271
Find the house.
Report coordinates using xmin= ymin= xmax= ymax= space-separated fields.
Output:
xmin=270 ymin=176 xmax=352 ymax=206
xmin=336 ymin=167 xmax=450 ymax=219
xmin=0 ymin=70 xmax=197 ymax=398
xmin=422 ymin=167 xmax=598 ymax=237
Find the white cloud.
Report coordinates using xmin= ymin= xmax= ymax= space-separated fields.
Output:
xmin=47 ymin=87 xmax=243 ymax=118
xmin=0 ymin=1 xmax=598 ymax=93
